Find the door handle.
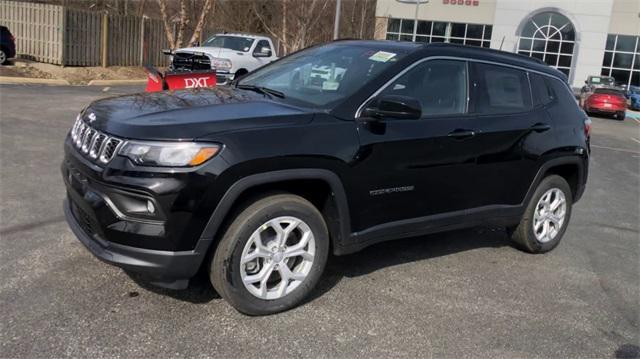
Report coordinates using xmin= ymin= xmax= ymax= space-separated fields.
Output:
xmin=530 ymin=123 xmax=551 ymax=132
xmin=447 ymin=129 xmax=476 ymax=139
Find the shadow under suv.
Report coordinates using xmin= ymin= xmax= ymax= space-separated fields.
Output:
xmin=62 ymin=41 xmax=590 ymax=315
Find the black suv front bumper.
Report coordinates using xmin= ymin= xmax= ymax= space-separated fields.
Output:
xmin=61 ymin=136 xmax=220 ymax=289
xmin=64 ymin=198 xmax=211 ymax=289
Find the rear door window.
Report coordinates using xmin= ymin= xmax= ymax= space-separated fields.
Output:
xmin=472 ymin=63 xmax=532 ymax=114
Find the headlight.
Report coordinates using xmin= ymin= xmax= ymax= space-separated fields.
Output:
xmin=119 ymin=141 xmax=220 ymax=167
xmin=70 ymin=114 xmax=82 ymax=141
xmin=212 ymin=58 xmax=232 ymax=71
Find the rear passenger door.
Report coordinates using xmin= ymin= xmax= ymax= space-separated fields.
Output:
xmin=467 ymin=63 xmax=550 ymax=207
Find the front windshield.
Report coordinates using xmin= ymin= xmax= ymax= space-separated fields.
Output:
xmin=238 ymin=44 xmax=407 ymax=108
xmin=203 ymin=36 xmax=255 ymax=52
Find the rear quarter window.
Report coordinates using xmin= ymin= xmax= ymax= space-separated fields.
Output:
xmin=546 ymin=77 xmax=578 ymax=106
xmin=472 ymin=63 xmax=532 ymax=115
xmin=530 ymin=73 xmax=554 ymax=106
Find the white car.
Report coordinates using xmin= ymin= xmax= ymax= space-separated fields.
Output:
xmin=171 ymin=33 xmax=278 ymax=84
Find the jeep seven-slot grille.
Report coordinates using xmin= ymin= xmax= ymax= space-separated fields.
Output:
xmin=70 ymin=117 xmax=122 ymax=164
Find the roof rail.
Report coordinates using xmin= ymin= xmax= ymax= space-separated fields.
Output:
xmin=424 ymin=42 xmax=546 ymax=65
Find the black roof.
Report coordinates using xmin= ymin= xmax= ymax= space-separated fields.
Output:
xmin=334 ymin=39 xmax=567 ymax=82
xmin=422 ymin=43 xmax=565 ymax=79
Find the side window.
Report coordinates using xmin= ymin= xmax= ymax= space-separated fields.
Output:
xmin=545 ymin=77 xmax=576 ymax=107
xmin=379 ymin=60 xmax=467 ymax=116
xmin=472 ymin=63 xmax=532 ymax=114
xmin=254 ymin=40 xmax=272 ymax=55
xmin=530 ymin=73 xmax=554 ymax=106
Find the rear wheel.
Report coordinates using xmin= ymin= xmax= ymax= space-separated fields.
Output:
xmin=0 ymin=49 xmax=7 ymax=65
xmin=615 ymin=111 xmax=625 ymax=121
xmin=509 ymin=175 xmax=573 ymax=253
xmin=210 ymin=194 xmax=329 ymax=315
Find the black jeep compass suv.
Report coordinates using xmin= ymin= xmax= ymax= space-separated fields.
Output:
xmin=62 ymin=41 xmax=589 ymax=315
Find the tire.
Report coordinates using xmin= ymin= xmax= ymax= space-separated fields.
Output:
xmin=210 ymin=193 xmax=329 ymax=315
xmin=509 ymin=175 xmax=573 ymax=253
xmin=615 ymin=111 xmax=625 ymax=121
xmin=0 ymin=49 xmax=7 ymax=65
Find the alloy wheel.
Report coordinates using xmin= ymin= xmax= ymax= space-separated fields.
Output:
xmin=240 ymin=216 xmax=315 ymax=300
xmin=532 ymin=188 xmax=567 ymax=243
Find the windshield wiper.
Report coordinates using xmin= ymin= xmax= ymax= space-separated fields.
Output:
xmin=236 ymin=84 xmax=285 ymax=99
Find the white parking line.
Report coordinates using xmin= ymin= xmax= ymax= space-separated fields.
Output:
xmin=632 ymin=138 xmax=640 ymax=145
xmin=591 ymin=144 xmax=640 ymax=154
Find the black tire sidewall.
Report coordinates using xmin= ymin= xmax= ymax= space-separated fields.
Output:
xmin=522 ymin=175 xmax=573 ymax=253
xmin=212 ymin=195 xmax=329 ymax=315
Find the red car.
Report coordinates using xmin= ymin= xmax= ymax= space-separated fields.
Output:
xmin=583 ymin=88 xmax=627 ymax=120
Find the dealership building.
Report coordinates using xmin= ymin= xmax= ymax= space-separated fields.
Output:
xmin=374 ymin=0 xmax=640 ymax=89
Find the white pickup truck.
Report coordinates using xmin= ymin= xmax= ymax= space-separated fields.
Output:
xmin=171 ymin=33 xmax=278 ymax=84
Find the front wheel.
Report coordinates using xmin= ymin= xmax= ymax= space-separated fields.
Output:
xmin=210 ymin=194 xmax=329 ymax=315
xmin=509 ymin=175 xmax=573 ymax=253
xmin=0 ymin=49 xmax=7 ymax=65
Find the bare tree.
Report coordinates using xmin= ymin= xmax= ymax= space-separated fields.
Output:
xmin=188 ymin=0 xmax=214 ymax=45
xmin=252 ymin=0 xmax=334 ymax=55
xmin=27 ymin=0 xmax=376 ymax=54
xmin=156 ymin=0 xmax=214 ymax=49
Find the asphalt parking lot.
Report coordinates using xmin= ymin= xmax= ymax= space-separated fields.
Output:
xmin=1 ymin=84 xmax=639 ymax=358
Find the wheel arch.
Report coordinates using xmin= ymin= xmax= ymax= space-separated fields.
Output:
xmin=524 ymin=156 xmax=587 ymax=207
xmin=199 ymin=169 xmax=351 ymax=256
xmin=234 ymin=68 xmax=249 ymax=78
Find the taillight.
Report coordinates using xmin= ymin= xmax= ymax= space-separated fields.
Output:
xmin=584 ymin=118 xmax=592 ymax=138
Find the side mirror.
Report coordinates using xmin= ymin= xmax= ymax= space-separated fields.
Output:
xmin=584 ymin=80 xmax=588 ymax=84
xmin=254 ymin=47 xmax=272 ymax=57
xmin=361 ymin=95 xmax=422 ymax=120
xmin=162 ymin=49 xmax=173 ymax=55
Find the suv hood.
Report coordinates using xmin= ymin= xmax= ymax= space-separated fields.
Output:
xmin=84 ymin=87 xmax=312 ymax=140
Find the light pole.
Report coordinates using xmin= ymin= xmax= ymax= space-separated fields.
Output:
xmin=333 ymin=0 xmax=342 ymax=40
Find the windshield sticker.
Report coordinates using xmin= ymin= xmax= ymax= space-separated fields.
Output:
xmin=369 ymin=51 xmax=396 ymax=62
xmin=322 ymin=81 xmax=340 ymax=91
xmin=592 ymin=77 xmax=601 ymax=83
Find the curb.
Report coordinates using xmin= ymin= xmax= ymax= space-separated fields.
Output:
xmin=87 ymin=79 xmax=147 ymax=86
xmin=0 ymin=76 xmax=70 ymax=85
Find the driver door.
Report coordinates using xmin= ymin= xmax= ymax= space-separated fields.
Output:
xmin=352 ymin=59 xmax=486 ymax=232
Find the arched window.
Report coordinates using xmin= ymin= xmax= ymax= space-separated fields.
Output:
xmin=516 ymin=12 xmax=575 ymax=77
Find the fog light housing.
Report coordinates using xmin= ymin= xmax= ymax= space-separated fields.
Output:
xmin=147 ymin=200 xmax=155 ymax=214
